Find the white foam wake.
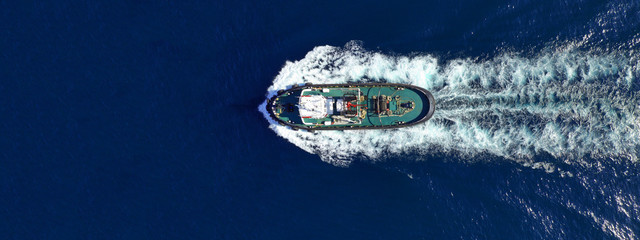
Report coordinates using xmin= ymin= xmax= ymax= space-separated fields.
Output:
xmin=260 ymin=43 xmax=640 ymax=169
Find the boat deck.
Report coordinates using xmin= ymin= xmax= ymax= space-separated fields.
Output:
xmin=271 ymin=85 xmax=431 ymax=129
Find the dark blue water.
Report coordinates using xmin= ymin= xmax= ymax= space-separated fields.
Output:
xmin=2 ymin=0 xmax=640 ymax=239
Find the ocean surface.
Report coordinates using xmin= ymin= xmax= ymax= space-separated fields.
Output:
xmin=2 ymin=0 xmax=640 ymax=239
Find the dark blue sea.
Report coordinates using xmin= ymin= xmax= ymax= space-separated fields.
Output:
xmin=3 ymin=0 xmax=640 ymax=239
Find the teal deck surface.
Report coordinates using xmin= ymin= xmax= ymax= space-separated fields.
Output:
xmin=271 ymin=86 xmax=430 ymax=129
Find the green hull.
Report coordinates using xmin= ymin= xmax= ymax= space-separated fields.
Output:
xmin=266 ymin=83 xmax=435 ymax=130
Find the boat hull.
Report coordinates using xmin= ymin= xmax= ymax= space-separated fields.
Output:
xmin=266 ymin=83 xmax=435 ymax=130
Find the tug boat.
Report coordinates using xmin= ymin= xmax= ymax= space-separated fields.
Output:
xmin=265 ymin=83 xmax=435 ymax=130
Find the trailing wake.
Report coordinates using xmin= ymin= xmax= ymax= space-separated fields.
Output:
xmin=260 ymin=43 xmax=640 ymax=169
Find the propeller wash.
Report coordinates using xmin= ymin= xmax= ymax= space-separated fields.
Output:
xmin=260 ymin=44 xmax=640 ymax=170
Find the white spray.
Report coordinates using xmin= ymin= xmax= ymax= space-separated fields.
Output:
xmin=259 ymin=43 xmax=640 ymax=170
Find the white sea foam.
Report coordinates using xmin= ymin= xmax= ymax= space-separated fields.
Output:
xmin=259 ymin=43 xmax=640 ymax=169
